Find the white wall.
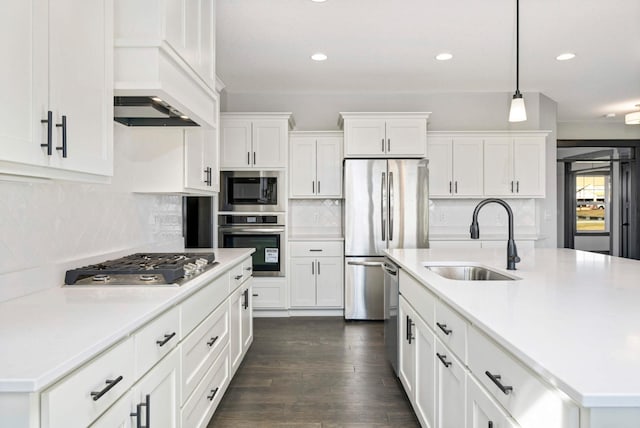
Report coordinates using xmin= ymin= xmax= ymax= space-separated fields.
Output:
xmin=0 ymin=125 xmax=184 ymax=303
xmin=558 ymin=122 xmax=640 ymax=140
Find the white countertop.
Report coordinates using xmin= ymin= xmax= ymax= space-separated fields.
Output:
xmin=288 ymin=234 xmax=344 ymax=241
xmin=384 ymin=247 xmax=640 ymax=408
xmin=0 ymin=248 xmax=254 ymax=393
xmin=429 ymin=233 xmax=540 ymax=241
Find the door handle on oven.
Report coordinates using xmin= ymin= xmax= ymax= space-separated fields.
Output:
xmin=347 ymin=261 xmax=385 ymax=267
xmin=219 ymin=228 xmax=285 ymax=233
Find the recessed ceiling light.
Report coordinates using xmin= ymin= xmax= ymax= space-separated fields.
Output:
xmin=435 ymin=53 xmax=453 ymax=61
xmin=311 ymin=53 xmax=327 ymax=61
xmin=311 ymin=0 xmax=327 ymax=2
xmin=556 ymin=53 xmax=576 ymax=61
xmin=605 ymin=113 xmax=616 ymax=118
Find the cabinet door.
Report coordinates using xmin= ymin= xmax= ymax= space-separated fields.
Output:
xmin=220 ymin=120 xmax=252 ymax=168
xmin=315 ymin=257 xmax=343 ymax=307
xmin=90 ymin=391 xmax=133 ymax=428
xmin=202 ymin=127 xmax=219 ymax=192
xmin=414 ymin=315 xmax=436 ymax=428
xmin=344 ymin=119 xmax=386 ymax=157
xmin=484 ymin=137 xmax=514 ymax=196
xmin=513 ymin=137 xmax=545 ymax=197
xmin=385 ymin=119 xmax=427 ymax=157
xmin=289 ymin=136 xmax=317 ymax=197
xmin=452 ymin=138 xmax=484 ymax=196
xmin=184 ymin=129 xmax=208 ymax=191
xmin=467 ymin=375 xmax=519 ymax=428
xmin=0 ymin=0 xmax=49 ymax=169
xmin=229 ymin=287 xmax=243 ymax=374
xmin=241 ymin=281 xmax=253 ymax=353
xmin=428 ymin=138 xmax=453 ymax=197
xmin=436 ymin=340 xmax=467 ymax=428
xmin=253 ymin=120 xmax=287 ymax=168
xmin=49 ymin=0 xmax=113 ymax=176
xmin=290 ymin=258 xmax=317 ymax=307
xmin=131 ymin=349 xmax=180 ymax=428
xmin=398 ymin=298 xmax=416 ymax=399
xmin=316 ymin=137 xmax=343 ymax=197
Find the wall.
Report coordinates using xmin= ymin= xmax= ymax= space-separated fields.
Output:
xmin=224 ymin=90 xmax=557 ymax=246
xmin=558 ymin=122 xmax=640 ymax=140
xmin=0 ymin=125 xmax=184 ymax=303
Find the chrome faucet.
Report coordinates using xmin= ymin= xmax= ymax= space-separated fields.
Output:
xmin=470 ymin=198 xmax=521 ymax=270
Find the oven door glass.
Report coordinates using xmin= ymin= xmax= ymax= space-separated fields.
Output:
xmin=227 ymin=177 xmax=278 ymax=205
xmin=222 ymin=234 xmax=281 ymax=273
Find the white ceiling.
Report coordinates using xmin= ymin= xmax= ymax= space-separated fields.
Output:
xmin=216 ymin=0 xmax=640 ymax=123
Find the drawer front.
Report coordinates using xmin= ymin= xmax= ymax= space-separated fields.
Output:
xmin=252 ymin=284 xmax=286 ymax=308
xmin=41 ymin=337 xmax=135 ymax=428
xmin=467 ymin=375 xmax=519 ymax=428
xmin=182 ymin=273 xmax=229 ymax=337
xmin=181 ymin=302 xmax=229 ymax=404
xmin=290 ymin=241 xmax=343 ymax=257
xmin=181 ymin=344 xmax=230 ymax=428
xmin=434 ymin=300 xmax=467 ymax=363
xmin=399 ymin=270 xmax=435 ymax=330
xmin=135 ymin=305 xmax=180 ymax=378
xmin=468 ymin=327 xmax=578 ymax=428
xmin=230 ymin=257 xmax=252 ymax=290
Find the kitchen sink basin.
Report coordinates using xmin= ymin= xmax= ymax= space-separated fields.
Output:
xmin=424 ymin=264 xmax=520 ymax=281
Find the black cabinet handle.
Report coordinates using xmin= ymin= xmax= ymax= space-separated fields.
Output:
xmin=318 ymin=181 xmax=321 ymax=193
xmin=516 ymin=181 xmax=520 ymax=193
xmin=243 ymin=289 xmax=249 ymax=309
xmin=156 ymin=332 xmax=176 ymax=347
xmin=381 ymin=138 xmax=385 ymax=152
xmin=40 ymin=110 xmax=52 ymax=155
xmin=207 ymin=387 xmax=220 ymax=401
xmin=488 ymin=422 xmax=494 ymax=428
xmin=436 ymin=352 xmax=452 ymax=368
xmin=312 ymin=181 xmax=315 ymax=194
xmin=485 ymin=370 xmax=513 ymax=395
xmin=234 ymin=274 xmax=243 ymax=280
xmin=252 ymin=293 xmax=259 ymax=297
xmin=436 ymin=322 xmax=452 ymax=335
xmin=387 ymin=138 xmax=391 ymax=152
xmin=130 ymin=394 xmax=150 ymax=428
xmin=317 ymin=261 xmax=320 ymax=275
xmin=511 ymin=181 xmax=514 ymax=193
xmin=207 ymin=335 xmax=219 ymax=347
xmin=406 ymin=316 xmax=414 ymax=344
xmin=247 ymin=152 xmax=250 ymax=165
xmin=245 ymin=267 xmax=252 ymax=271
xmin=449 ymin=181 xmax=452 ymax=193
xmin=309 ymin=249 xmax=323 ymax=252
xmin=253 ymin=151 xmax=256 ymax=165
xmin=55 ymin=115 xmax=67 ymax=157
xmin=90 ymin=375 xmax=123 ymax=401
xmin=455 ymin=181 xmax=458 ymax=193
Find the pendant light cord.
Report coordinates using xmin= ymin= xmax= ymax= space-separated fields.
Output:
xmin=516 ymin=0 xmax=520 ymax=93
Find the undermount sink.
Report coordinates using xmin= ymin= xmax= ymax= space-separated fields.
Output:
xmin=424 ymin=264 xmax=520 ymax=281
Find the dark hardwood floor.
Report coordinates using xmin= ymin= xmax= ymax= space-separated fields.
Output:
xmin=208 ymin=317 xmax=420 ymax=428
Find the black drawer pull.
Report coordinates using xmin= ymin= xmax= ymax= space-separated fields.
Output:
xmin=207 ymin=387 xmax=220 ymax=401
xmin=252 ymin=293 xmax=259 ymax=297
xmin=485 ymin=371 xmax=513 ymax=395
xmin=436 ymin=322 xmax=452 ymax=335
xmin=90 ymin=375 xmax=123 ymax=401
xmin=207 ymin=336 xmax=219 ymax=347
xmin=309 ymin=249 xmax=323 ymax=252
xmin=40 ymin=110 xmax=53 ymax=155
xmin=156 ymin=332 xmax=176 ymax=347
xmin=245 ymin=266 xmax=252 ymax=271
xmin=436 ymin=353 xmax=452 ymax=368
xmin=234 ymin=274 xmax=243 ymax=280
xmin=55 ymin=115 xmax=67 ymax=157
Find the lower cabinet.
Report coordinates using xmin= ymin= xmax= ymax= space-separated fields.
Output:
xmin=289 ymin=240 xmax=344 ymax=308
xmin=435 ymin=339 xmax=466 ymax=428
xmin=230 ymin=278 xmax=253 ymax=375
xmin=467 ymin=375 xmax=519 ymax=428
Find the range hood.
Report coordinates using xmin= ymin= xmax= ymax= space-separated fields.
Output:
xmin=114 ymin=96 xmax=199 ymax=127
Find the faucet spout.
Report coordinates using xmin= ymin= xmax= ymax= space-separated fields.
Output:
xmin=469 ymin=198 xmax=521 ymax=270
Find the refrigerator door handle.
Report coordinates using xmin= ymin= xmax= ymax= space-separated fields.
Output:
xmin=389 ymin=171 xmax=394 ymax=241
xmin=381 ymin=172 xmax=386 ymax=241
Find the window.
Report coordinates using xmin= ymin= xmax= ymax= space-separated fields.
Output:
xmin=575 ymin=174 xmax=608 ymax=232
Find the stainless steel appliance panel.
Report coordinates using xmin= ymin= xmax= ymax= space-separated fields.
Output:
xmin=383 ymin=260 xmax=399 ymax=374
xmin=344 ymin=257 xmax=385 ymax=320
xmin=219 ymin=170 xmax=284 ymax=212
xmin=387 ymin=159 xmax=429 ymax=250
xmin=344 ymin=160 xmax=387 ymax=256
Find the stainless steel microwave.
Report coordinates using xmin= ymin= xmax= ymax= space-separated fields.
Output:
xmin=219 ymin=171 xmax=284 ymax=212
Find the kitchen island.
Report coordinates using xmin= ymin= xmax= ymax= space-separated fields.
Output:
xmin=0 ymin=248 xmax=254 ymax=428
xmin=385 ymin=247 xmax=640 ymax=428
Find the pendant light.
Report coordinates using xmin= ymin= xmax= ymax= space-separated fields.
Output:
xmin=509 ymin=0 xmax=527 ymax=122
xmin=626 ymin=105 xmax=640 ymax=125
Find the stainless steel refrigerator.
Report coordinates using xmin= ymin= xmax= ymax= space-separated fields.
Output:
xmin=344 ymin=159 xmax=429 ymax=320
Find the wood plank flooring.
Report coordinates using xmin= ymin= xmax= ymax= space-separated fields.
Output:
xmin=208 ymin=317 xmax=419 ymax=428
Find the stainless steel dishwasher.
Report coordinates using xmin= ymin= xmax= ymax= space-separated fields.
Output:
xmin=383 ymin=259 xmax=399 ymax=375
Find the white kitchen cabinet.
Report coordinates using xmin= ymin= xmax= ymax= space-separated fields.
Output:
xmin=230 ymin=277 xmax=253 ymax=376
xmin=220 ymin=113 xmax=293 ymax=169
xmin=467 ymin=375 xmax=520 ymax=428
xmin=289 ymin=132 xmax=343 ymax=198
xmin=0 ymin=0 xmax=113 ymax=181
xmin=436 ymin=339 xmax=467 ymax=428
xmin=428 ymin=136 xmax=484 ymax=197
xmin=251 ymin=277 xmax=288 ymax=310
xmin=413 ymin=308 xmax=437 ymax=428
xmin=483 ymin=135 xmax=546 ymax=197
xmin=289 ymin=241 xmax=344 ymax=308
xmin=115 ymin=126 xmax=219 ymax=194
xmin=339 ymin=113 xmax=430 ymax=158
xmin=399 ymin=298 xmax=417 ymax=399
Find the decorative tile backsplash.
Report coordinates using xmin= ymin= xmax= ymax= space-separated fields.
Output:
xmin=0 ymin=180 xmax=183 ymax=301
xmin=289 ymin=199 xmax=343 ymax=235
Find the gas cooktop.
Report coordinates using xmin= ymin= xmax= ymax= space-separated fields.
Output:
xmin=64 ymin=253 xmax=217 ymax=286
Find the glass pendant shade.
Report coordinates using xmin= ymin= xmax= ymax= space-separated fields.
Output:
xmin=509 ymin=92 xmax=527 ymax=122
xmin=626 ymin=111 xmax=640 ymax=125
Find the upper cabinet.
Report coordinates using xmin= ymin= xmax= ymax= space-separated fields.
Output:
xmin=0 ymin=0 xmax=113 ymax=182
xmin=339 ymin=113 xmax=430 ymax=158
xmin=114 ymin=0 xmax=218 ymax=128
xmin=220 ymin=113 xmax=294 ymax=169
xmin=289 ymin=132 xmax=343 ymax=198
xmin=428 ymin=131 xmax=548 ymax=199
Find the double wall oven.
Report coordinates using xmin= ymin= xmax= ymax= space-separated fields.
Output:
xmin=218 ymin=170 xmax=285 ymax=277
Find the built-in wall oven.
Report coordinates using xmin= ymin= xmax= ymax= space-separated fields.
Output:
xmin=218 ymin=214 xmax=285 ymax=277
xmin=219 ymin=171 xmax=284 ymax=212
